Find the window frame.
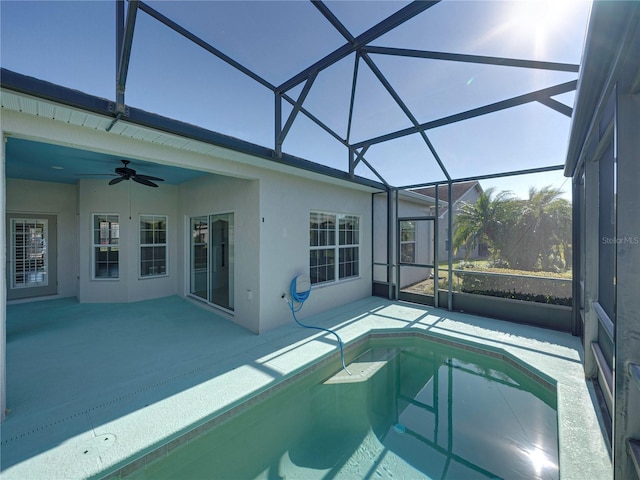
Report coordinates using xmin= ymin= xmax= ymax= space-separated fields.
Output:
xmin=139 ymin=214 xmax=168 ymax=279
xmin=400 ymin=220 xmax=416 ymax=264
xmin=310 ymin=211 xmax=360 ymax=286
xmin=10 ymin=217 xmax=49 ymax=289
xmin=92 ymin=213 xmax=120 ymax=280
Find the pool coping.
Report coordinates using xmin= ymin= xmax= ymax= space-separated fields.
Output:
xmin=104 ymin=329 xmax=560 ymax=479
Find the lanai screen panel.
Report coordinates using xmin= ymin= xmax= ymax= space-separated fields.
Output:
xmin=0 ymin=0 xmax=592 ymax=188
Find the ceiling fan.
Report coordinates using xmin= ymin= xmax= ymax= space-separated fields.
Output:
xmin=107 ymin=160 xmax=164 ymax=188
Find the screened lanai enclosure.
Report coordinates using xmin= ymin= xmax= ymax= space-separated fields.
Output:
xmin=1 ymin=1 xmax=639 ymax=479
xmin=2 ymin=0 xmax=586 ymax=323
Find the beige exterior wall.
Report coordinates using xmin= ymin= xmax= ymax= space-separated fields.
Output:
xmin=1 ymin=106 xmax=378 ymax=334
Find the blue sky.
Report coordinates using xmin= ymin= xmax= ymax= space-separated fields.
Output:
xmin=1 ymin=0 xmax=591 ymax=198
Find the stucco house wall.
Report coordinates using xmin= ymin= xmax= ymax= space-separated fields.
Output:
xmin=2 ymin=104 xmax=379 ymax=335
xmin=178 ymin=174 xmax=261 ymax=333
xmin=258 ymin=172 xmax=373 ymax=332
xmin=78 ymin=179 xmax=179 ymax=304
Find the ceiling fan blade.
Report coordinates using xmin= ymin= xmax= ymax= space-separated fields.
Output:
xmin=135 ymin=174 xmax=164 ymax=182
xmin=109 ymin=176 xmax=126 ymax=186
xmin=133 ymin=176 xmax=158 ymax=187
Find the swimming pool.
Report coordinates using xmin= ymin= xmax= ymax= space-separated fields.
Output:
xmin=122 ymin=334 xmax=558 ymax=480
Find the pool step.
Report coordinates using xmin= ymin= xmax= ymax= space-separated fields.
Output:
xmin=324 ymin=348 xmax=399 ymax=384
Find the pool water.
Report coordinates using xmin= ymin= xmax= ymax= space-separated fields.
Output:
xmin=125 ymin=337 xmax=558 ymax=480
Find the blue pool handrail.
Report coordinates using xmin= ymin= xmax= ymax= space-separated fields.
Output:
xmin=287 ymin=275 xmax=351 ymax=375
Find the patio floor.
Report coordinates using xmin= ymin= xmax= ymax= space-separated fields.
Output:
xmin=1 ymin=295 xmax=611 ymax=479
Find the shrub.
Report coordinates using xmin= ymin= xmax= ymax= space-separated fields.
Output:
xmin=462 ymin=288 xmax=572 ymax=306
xmin=487 ymin=258 xmax=509 ymax=268
xmin=456 ymin=270 xmax=572 ymax=302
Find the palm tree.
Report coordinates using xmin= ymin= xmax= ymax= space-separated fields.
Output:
xmin=501 ymin=186 xmax=571 ymax=271
xmin=453 ymin=185 xmax=571 ymax=271
xmin=452 ymin=187 xmax=515 ymax=262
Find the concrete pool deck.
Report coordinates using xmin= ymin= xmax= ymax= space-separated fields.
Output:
xmin=1 ymin=295 xmax=611 ymax=479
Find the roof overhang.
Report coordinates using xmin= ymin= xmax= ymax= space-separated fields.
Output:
xmin=1 ymin=68 xmax=387 ymax=192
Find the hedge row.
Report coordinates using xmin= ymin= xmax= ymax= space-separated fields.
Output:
xmin=456 ymin=271 xmax=572 ymax=300
xmin=461 ymin=288 xmax=572 ymax=306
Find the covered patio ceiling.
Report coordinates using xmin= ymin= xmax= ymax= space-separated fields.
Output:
xmin=0 ymin=0 xmax=590 ymax=189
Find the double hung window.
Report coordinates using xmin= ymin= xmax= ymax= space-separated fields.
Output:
xmin=93 ymin=214 xmax=119 ymax=279
xmin=310 ymin=212 xmax=359 ymax=285
xmin=140 ymin=215 xmax=167 ymax=277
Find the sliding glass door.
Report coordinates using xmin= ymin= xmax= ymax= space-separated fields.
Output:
xmin=189 ymin=213 xmax=234 ymax=311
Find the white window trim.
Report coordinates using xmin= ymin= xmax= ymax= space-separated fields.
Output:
xmin=10 ymin=217 xmax=49 ymax=289
xmin=309 ymin=211 xmax=360 ymax=286
xmin=92 ymin=213 xmax=120 ymax=281
xmin=139 ymin=214 xmax=169 ymax=279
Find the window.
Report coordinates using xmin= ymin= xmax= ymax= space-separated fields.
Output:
xmin=400 ymin=221 xmax=416 ymax=263
xmin=310 ymin=212 xmax=359 ymax=285
xmin=10 ymin=218 xmax=48 ymax=288
xmin=140 ymin=215 xmax=167 ymax=277
xmin=93 ymin=214 xmax=119 ymax=279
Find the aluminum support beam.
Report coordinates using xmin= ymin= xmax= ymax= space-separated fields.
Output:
xmin=571 ymin=175 xmax=582 ymax=337
xmin=613 ymin=33 xmax=640 ymax=479
xmin=139 ymin=1 xmax=348 ymax=157
xmin=387 ymin=189 xmax=394 ymax=300
xmin=582 ymin=135 xmax=600 ymax=380
xmin=352 ymin=146 xmax=369 ymax=170
xmin=362 ymin=46 xmax=580 ymax=72
xmin=360 ymin=53 xmax=450 ymax=180
xmin=274 ymin=93 xmax=282 ymax=157
xmin=357 ymin=151 xmax=389 ymax=188
xmin=353 ymin=80 xmax=578 ymax=149
xmin=447 ymin=182 xmax=453 ymax=311
xmin=537 ymin=97 xmax=573 ymax=117
xmin=399 ymin=165 xmax=564 ymax=192
xmin=278 ymin=73 xmax=318 ymax=152
xmin=116 ymin=0 xmax=124 ymax=82
xmin=115 ymin=0 xmax=139 ymax=113
xmin=280 ymin=93 xmax=347 ymax=146
xmin=313 ymin=1 xmax=449 ymax=181
xmin=346 ymin=53 xmax=360 ymax=143
xmin=1 ymin=135 xmax=6 ymax=422
xmin=394 ymin=190 xmax=399 ymax=300
xmin=434 ymin=186 xmax=439 ymax=308
xmin=314 ymin=1 xmax=451 ymax=182
xmin=137 ymin=1 xmax=276 ymax=91
xmin=280 ymin=1 xmax=439 ymax=93
xmin=350 ymin=145 xmax=370 ymax=176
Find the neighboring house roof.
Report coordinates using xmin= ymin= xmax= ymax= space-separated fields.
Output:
xmin=411 ymin=181 xmax=483 ymax=217
xmin=398 ymin=189 xmax=438 ymax=206
xmin=412 ymin=181 xmax=481 ymax=204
